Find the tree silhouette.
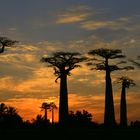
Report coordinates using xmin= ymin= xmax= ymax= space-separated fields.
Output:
xmin=87 ymin=48 xmax=133 ymax=127
xmin=0 ymin=103 xmax=7 ymax=116
xmin=32 ymin=114 xmax=47 ymax=128
xmin=7 ymin=106 xmax=17 ymax=115
xmin=40 ymin=102 xmax=50 ymax=122
xmin=41 ymin=52 xmax=86 ymax=125
xmin=117 ymin=76 xmax=135 ymax=127
xmin=49 ymin=102 xmax=57 ymax=124
xmin=68 ymin=110 xmax=93 ymax=127
xmin=0 ymin=36 xmax=18 ymax=53
xmin=0 ymin=103 xmax=23 ymax=128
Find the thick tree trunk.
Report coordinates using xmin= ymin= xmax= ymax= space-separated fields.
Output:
xmin=44 ymin=109 xmax=47 ymax=122
xmin=104 ymin=59 xmax=115 ymax=127
xmin=0 ymin=45 xmax=5 ymax=53
xmin=52 ymin=108 xmax=54 ymax=124
xmin=120 ymin=83 xmax=127 ymax=127
xmin=59 ymin=74 xmax=68 ymax=125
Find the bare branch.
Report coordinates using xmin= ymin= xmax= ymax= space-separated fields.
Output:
xmin=88 ymin=48 xmax=125 ymax=59
xmin=116 ymin=61 xmax=127 ymax=65
xmin=116 ymin=76 xmax=136 ymax=88
xmin=121 ymin=66 xmax=134 ymax=70
xmin=41 ymin=52 xmax=85 ymax=81
xmin=129 ymin=59 xmax=140 ymax=68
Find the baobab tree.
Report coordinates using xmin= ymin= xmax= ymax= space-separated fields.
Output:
xmin=0 ymin=36 xmax=18 ymax=53
xmin=40 ymin=102 xmax=50 ymax=122
xmin=49 ymin=102 xmax=57 ymax=124
xmin=117 ymin=76 xmax=135 ymax=127
xmin=41 ymin=52 xmax=86 ymax=125
xmin=87 ymin=48 xmax=133 ymax=127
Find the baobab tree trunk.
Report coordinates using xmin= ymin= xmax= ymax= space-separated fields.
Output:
xmin=0 ymin=45 xmax=5 ymax=53
xmin=104 ymin=59 xmax=115 ymax=127
xmin=52 ymin=108 xmax=54 ymax=124
xmin=45 ymin=109 xmax=47 ymax=122
xmin=120 ymin=83 xmax=127 ymax=127
xmin=59 ymin=74 xmax=68 ymax=125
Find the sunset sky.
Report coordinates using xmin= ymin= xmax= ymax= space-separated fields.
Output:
xmin=0 ymin=0 xmax=140 ymax=123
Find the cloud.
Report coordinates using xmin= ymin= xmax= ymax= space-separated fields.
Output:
xmin=0 ymin=66 xmax=59 ymax=100
xmin=80 ymin=18 xmax=130 ymax=30
xmin=57 ymin=13 xmax=90 ymax=24
xmin=38 ymin=40 xmax=65 ymax=53
xmin=79 ymin=15 xmax=140 ymax=39
xmin=15 ymin=67 xmax=59 ymax=94
xmin=0 ymin=44 xmax=41 ymax=79
xmin=56 ymin=5 xmax=92 ymax=24
xmin=8 ymin=27 xmax=17 ymax=31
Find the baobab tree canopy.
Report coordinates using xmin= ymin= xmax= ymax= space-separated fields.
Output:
xmin=0 ymin=36 xmax=18 ymax=53
xmin=117 ymin=76 xmax=136 ymax=88
xmin=41 ymin=102 xmax=51 ymax=110
xmin=88 ymin=48 xmax=125 ymax=59
xmin=88 ymin=48 xmax=134 ymax=72
xmin=42 ymin=52 xmax=86 ymax=81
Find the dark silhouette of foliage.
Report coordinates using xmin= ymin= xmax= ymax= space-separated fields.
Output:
xmin=87 ymin=48 xmax=133 ymax=127
xmin=117 ymin=76 xmax=135 ymax=127
xmin=49 ymin=102 xmax=57 ymax=124
xmin=0 ymin=103 xmax=139 ymax=138
xmin=130 ymin=120 xmax=140 ymax=129
xmin=68 ymin=110 xmax=93 ymax=127
xmin=0 ymin=36 xmax=18 ymax=53
xmin=41 ymin=52 xmax=86 ymax=125
xmin=32 ymin=114 xmax=50 ymax=128
xmin=0 ymin=103 xmax=7 ymax=115
xmin=40 ymin=102 xmax=57 ymax=124
xmin=32 ymin=114 xmax=44 ymax=124
xmin=40 ymin=102 xmax=51 ymax=122
xmin=0 ymin=103 xmax=23 ymax=129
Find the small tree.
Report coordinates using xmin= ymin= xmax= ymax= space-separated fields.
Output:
xmin=41 ymin=52 xmax=86 ymax=125
xmin=117 ymin=76 xmax=135 ymax=127
xmin=87 ymin=48 xmax=133 ymax=127
xmin=49 ymin=102 xmax=57 ymax=124
xmin=40 ymin=102 xmax=50 ymax=122
xmin=0 ymin=36 xmax=18 ymax=53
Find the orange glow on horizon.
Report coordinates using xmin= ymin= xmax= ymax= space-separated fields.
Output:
xmin=4 ymin=98 xmax=59 ymax=122
xmin=2 ymin=92 xmax=140 ymax=124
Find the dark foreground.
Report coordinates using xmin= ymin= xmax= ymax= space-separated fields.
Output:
xmin=0 ymin=127 xmax=140 ymax=140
